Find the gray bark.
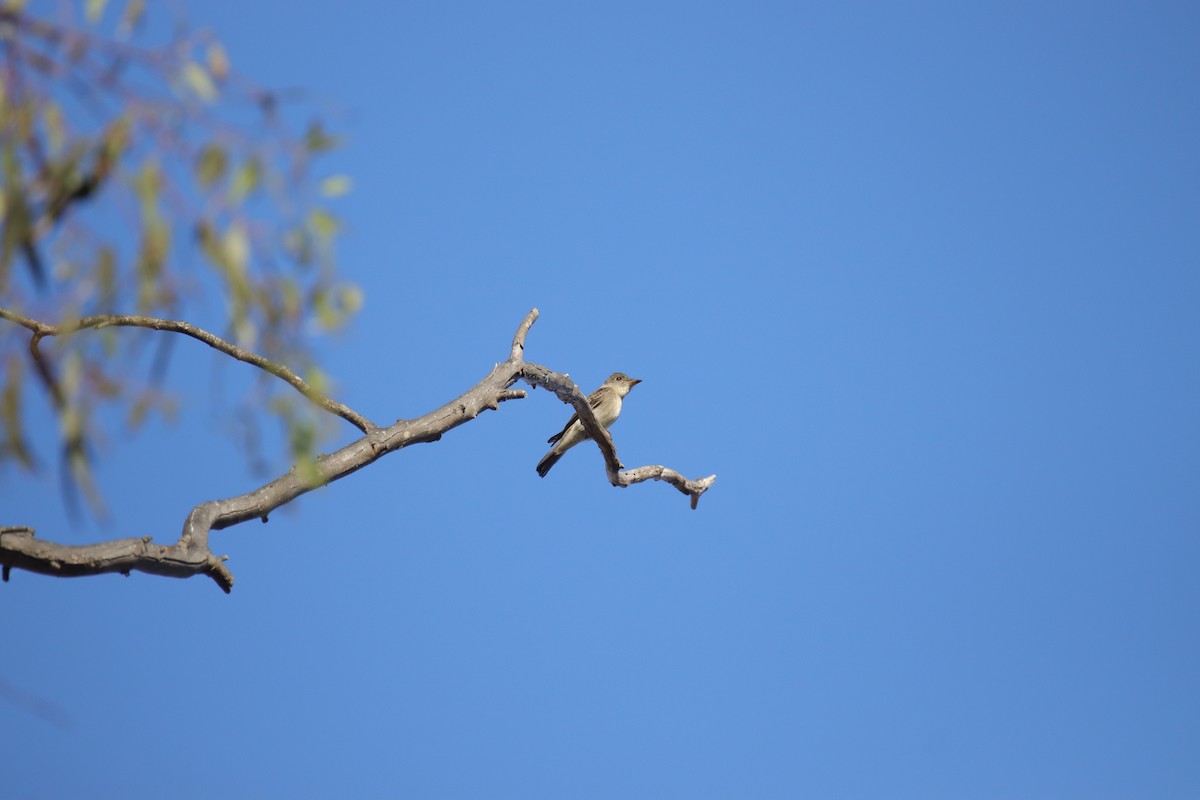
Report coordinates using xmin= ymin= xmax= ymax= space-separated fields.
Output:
xmin=0 ymin=309 xmax=716 ymax=592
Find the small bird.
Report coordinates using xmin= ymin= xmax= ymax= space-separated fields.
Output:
xmin=537 ymin=372 xmax=641 ymax=477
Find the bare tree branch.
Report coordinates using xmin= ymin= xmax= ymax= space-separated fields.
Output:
xmin=1 ymin=308 xmax=717 ymax=592
xmin=518 ymin=363 xmax=718 ymax=508
xmin=0 ymin=308 xmax=378 ymax=433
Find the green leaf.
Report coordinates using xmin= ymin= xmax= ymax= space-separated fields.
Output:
xmin=206 ymin=42 xmax=230 ymax=81
xmin=283 ymin=226 xmax=313 ymax=267
xmin=44 ymin=143 xmax=90 ymax=221
xmin=280 ymin=277 xmax=302 ymax=320
xmin=308 ymin=208 xmax=339 ymax=239
xmin=229 ymin=158 xmax=261 ymax=202
xmin=137 ymin=218 xmax=169 ymax=311
xmin=96 ymin=246 xmax=116 ymax=311
xmin=303 ymin=120 xmax=340 ymax=154
xmin=306 ymin=209 xmax=340 ymax=270
xmin=100 ymin=115 xmax=130 ymax=171
xmin=182 ymin=61 xmax=218 ymax=102
xmin=306 ymin=366 xmax=330 ymax=397
xmin=319 ymin=174 xmax=352 ymax=197
xmin=134 ymin=158 xmax=162 ymax=220
xmin=295 ymin=455 xmax=325 ymax=488
xmin=312 ymin=283 xmax=362 ymax=331
xmin=67 ymin=433 xmax=108 ymax=519
xmin=60 ymin=353 xmax=83 ymax=419
xmin=85 ymin=0 xmax=108 ymax=23
xmin=222 ymin=221 xmax=249 ymax=275
xmin=195 ymin=144 xmax=228 ymax=189
xmin=338 ymin=283 xmax=364 ymax=316
xmin=196 ymin=219 xmax=221 ymax=264
xmin=119 ymin=0 xmax=145 ymax=33
xmin=127 ymin=395 xmax=148 ymax=430
xmin=0 ymin=194 xmax=30 ymax=287
xmin=0 ymin=144 xmax=33 ymax=288
xmin=313 ymin=287 xmax=336 ymax=330
xmin=217 ymin=222 xmax=253 ymax=343
xmin=289 ymin=420 xmax=325 ymax=488
xmin=1 ymin=355 xmax=35 ymax=470
xmin=42 ymin=101 xmax=65 ymax=154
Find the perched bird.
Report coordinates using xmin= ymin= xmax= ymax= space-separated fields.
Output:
xmin=537 ymin=372 xmax=641 ymax=477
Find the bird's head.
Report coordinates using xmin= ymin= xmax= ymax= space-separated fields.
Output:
xmin=605 ymin=372 xmax=641 ymax=397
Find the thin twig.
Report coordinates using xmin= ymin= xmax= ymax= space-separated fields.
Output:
xmin=519 ymin=362 xmax=717 ymax=506
xmin=0 ymin=308 xmax=377 ymax=433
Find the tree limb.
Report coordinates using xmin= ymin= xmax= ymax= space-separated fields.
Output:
xmin=1 ymin=308 xmax=717 ymax=592
xmin=0 ymin=308 xmax=377 ymax=433
xmin=519 ymin=363 xmax=718 ymax=508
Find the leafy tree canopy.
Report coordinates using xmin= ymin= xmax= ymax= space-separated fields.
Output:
xmin=0 ymin=0 xmax=359 ymax=513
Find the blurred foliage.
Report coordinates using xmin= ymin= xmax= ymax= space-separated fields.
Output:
xmin=0 ymin=0 xmax=360 ymax=513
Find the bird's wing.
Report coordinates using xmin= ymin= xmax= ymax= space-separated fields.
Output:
xmin=546 ymin=389 xmax=607 ymax=444
xmin=547 ymin=412 xmax=579 ymax=444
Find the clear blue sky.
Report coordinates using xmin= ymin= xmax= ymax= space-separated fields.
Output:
xmin=5 ymin=1 xmax=1199 ymax=797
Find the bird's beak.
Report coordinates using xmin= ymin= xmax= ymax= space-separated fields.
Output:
xmin=629 ymin=378 xmax=642 ymax=386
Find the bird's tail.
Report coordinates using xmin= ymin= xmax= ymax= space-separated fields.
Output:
xmin=536 ymin=450 xmax=562 ymax=478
